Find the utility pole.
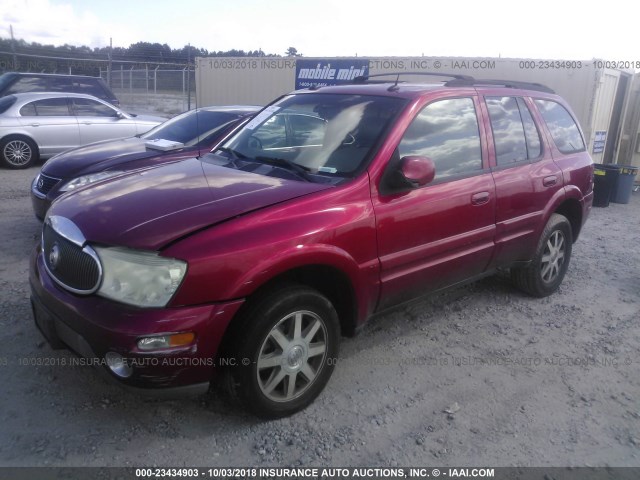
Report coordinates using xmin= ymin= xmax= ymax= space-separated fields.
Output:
xmin=107 ymin=37 xmax=113 ymax=87
xmin=10 ymin=25 xmax=18 ymax=70
xmin=187 ymin=43 xmax=191 ymax=110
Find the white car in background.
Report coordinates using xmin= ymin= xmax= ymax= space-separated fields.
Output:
xmin=0 ymin=92 xmax=165 ymax=169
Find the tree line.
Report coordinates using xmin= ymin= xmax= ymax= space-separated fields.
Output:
xmin=0 ymin=38 xmax=302 ymax=75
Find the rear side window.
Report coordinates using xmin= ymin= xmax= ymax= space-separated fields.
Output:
xmin=486 ymin=97 xmax=528 ymax=165
xmin=74 ymin=79 xmax=108 ymax=99
xmin=486 ymin=96 xmax=542 ymax=165
xmin=49 ymin=77 xmax=74 ymax=92
xmin=20 ymin=98 xmax=71 ymax=116
xmin=534 ymin=99 xmax=585 ymax=154
xmin=71 ymin=98 xmax=118 ymax=117
xmin=399 ymin=97 xmax=482 ymax=180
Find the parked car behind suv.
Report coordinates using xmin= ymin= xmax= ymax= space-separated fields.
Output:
xmin=0 ymin=72 xmax=119 ymax=105
xmin=30 ymin=105 xmax=260 ymax=219
xmin=0 ymin=92 xmax=165 ymax=169
xmin=30 ymin=75 xmax=594 ymax=418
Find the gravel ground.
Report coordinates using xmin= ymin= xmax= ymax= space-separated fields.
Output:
xmin=0 ymin=165 xmax=639 ymax=468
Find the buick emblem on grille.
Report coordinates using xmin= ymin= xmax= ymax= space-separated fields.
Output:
xmin=48 ymin=243 xmax=61 ymax=271
xmin=37 ymin=177 xmax=44 ymax=190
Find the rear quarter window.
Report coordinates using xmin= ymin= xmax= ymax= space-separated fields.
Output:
xmin=534 ymin=99 xmax=585 ymax=154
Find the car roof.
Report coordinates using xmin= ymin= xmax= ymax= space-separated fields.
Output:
xmin=4 ymin=92 xmax=114 ymax=103
xmin=2 ymin=72 xmax=103 ymax=80
xmin=196 ymin=105 xmax=261 ymax=115
xmin=292 ymin=79 xmax=558 ymax=100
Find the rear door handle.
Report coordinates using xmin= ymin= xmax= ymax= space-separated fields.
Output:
xmin=543 ymin=175 xmax=558 ymax=187
xmin=471 ymin=191 xmax=490 ymax=205
xmin=30 ymin=123 xmax=40 ymax=127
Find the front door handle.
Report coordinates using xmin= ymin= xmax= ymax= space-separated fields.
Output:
xmin=471 ymin=191 xmax=490 ymax=206
xmin=543 ymin=175 xmax=558 ymax=187
xmin=30 ymin=123 xmax=40 ymax=127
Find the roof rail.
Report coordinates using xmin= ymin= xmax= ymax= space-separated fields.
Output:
xmin=352 ymin=72 xmax=555 ymax=94
xmin=353 ymin=72 xmax=474 ymax=84
xmin=444 ymin=78 xmax=555 ymax=94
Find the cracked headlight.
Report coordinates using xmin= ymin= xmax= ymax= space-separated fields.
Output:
xmin=59 ymin=171 xmax=124 ymax=192
xmin=94 ymin=246 xmax=187 ymax=308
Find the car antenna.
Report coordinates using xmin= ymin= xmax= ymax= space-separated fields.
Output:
xmin=388 ymin=73 xmax=401 ymax=92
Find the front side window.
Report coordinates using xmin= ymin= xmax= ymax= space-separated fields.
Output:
xmin=398 ymin=97 xmax=482 ymax=180
xmin=219 ymin=93 xmax=406 ymax=179
xmin=534 ymin=99 xmax=585 ymax=154
xmin=20 ymin=98 xmax=70 ymax=117
xmin=72 ymin=98 xmax=118 ymax=117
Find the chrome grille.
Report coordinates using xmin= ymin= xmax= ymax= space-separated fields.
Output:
xmin=42 ymin=221 xmax=101 ymax=294
xmin=36 ymin=174 xmax=61 ymax=195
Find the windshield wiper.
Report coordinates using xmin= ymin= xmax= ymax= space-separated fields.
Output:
xmin=217 ymin=146 xmax=247 ymax=159
xmin=255 ymin=156 xmax=313 ymax=182
xmin=215 ymin=146 xmax=249 ymax=169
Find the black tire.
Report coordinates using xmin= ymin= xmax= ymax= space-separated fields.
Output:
xmin=511 ymin=213 xmax=573 ymax=297
xmin=222 ymin=284 xmax=340 ymax=418
xmin=0 ymin=136 xmax=39 ymax=169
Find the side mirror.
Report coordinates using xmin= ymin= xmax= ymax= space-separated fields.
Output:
xmin=400 ymin=155 xmax=436 ymax=187
xmin=383 ymin=155 xmax=436 ymax=193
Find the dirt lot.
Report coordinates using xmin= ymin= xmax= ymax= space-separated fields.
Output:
xmin=0 ymin=165 xmax=638 ymax=468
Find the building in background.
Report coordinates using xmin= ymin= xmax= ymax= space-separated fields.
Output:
xmin=195 ymin=56 xmax=639 ymax=169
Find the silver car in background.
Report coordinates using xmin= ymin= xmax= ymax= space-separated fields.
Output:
xmin=0 ymin=92 xmax=165 ymax=169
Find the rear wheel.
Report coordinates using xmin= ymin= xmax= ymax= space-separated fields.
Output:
xmin=1 ymin=136 xmax=39 ymax=169
xmin=511 ymin=213 xmax=573 ymax=297
xmin=223 ymin=284 xmax=340 ymax=418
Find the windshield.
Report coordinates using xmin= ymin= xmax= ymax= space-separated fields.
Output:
xmin=142 ymin=110 xmax=241 ymax=146
xmin=219 ymin=93 xmax=406 ymax=179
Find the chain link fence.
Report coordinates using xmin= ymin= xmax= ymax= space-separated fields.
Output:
xmin=0 ymin=51 xmax=195 ymax=116
xmin=99 ymin=67 xmax=195 ymax=116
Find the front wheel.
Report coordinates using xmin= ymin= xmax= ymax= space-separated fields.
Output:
xmin=511 ymin=213 xmax=573 ymax=297
xmin=223 ymin=285 xmax=340 ymax=418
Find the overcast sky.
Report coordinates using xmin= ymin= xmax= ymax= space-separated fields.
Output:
xmin=1 ymin=0 xmax=637 ymax=61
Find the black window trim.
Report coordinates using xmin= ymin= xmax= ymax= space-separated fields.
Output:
xmin=517 ymin=97 xmax=545 ymax=163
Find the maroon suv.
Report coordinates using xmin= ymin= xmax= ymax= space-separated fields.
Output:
xmin=30 ymin=74 xmax=594 ymax=417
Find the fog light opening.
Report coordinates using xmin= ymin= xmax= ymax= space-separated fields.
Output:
xmin=105 ymin=351 xmax=133 ymax=378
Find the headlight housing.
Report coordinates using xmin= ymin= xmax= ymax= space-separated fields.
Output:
xmin=94 ymin=246 xmax=187 ymax=308
xmin=59 ymin=171 xmax=124 ymax=192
